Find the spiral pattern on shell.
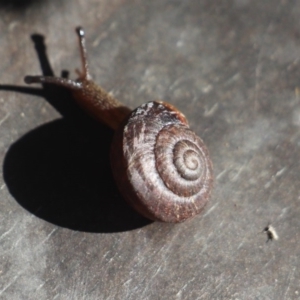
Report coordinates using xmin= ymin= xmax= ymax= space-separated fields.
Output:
xmin=110 ymin=101 xmax=213 ymax=223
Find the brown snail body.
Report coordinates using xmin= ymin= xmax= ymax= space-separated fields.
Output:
xmin=25 ymin=27 xmax=213 ymax=223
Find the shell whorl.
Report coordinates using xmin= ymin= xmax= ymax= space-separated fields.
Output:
xmin=110 ymin=101 xmax=213 ymax=223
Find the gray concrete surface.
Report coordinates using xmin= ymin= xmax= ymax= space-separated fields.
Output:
xmin=0 ymin=0 xmax=300 ymax=299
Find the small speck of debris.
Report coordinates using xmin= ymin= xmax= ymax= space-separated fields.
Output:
xmin=263 ymin=225 xmax=279 ymax=242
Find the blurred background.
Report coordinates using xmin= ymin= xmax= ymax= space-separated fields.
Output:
xmin=0 ymin=0 xmax=300 ymax=299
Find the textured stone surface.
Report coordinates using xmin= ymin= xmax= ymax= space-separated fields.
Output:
xmin=1 ymin=0 xmax=300 ymax=299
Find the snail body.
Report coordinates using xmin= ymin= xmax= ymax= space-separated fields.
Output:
xmin=25 ymin=27 xmax=213 ymax=223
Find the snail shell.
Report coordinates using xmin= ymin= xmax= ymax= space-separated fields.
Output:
xmin=111 ymin=101 xmax=213 ymax=223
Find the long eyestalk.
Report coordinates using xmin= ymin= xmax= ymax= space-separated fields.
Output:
xmin=76 ymin=27 xmax=91 ymax=81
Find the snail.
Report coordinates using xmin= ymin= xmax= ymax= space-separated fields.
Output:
xmin=24 ymin=27 xmax=213 ymax=223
